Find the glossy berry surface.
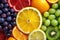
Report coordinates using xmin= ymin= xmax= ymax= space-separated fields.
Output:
xmin=0 ymin=0 xmax=17 ymax=37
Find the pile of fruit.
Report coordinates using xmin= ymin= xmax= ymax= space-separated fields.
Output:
xmin=0 ymin=0 xmax=60 ymax=40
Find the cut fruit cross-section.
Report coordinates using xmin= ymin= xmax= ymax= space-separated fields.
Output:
xmin=16 ymin=7 xmax=42 ymax=34
xmin=47 ymin=0 xmax=58 ymax=3
xmin=12 ymin=27 xmax=28 ymax=40
xmin=28 ymin=29 xmax=46 ymax=40
xmin=8 ymin=0 xmax=31 ymax=12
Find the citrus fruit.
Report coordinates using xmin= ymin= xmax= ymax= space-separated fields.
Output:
xmin=28 ymin=29 xmax=46 ymax=40
xmin=31 ymin=0 xmax=50 ymax=13
xmin=8 ymin=37 xmax=16 ymax=40
xmin=12 ymin=27 xmax=28 ymax=40
xmin=47 ymin=0 xmax=58 ymax=3
xmin=8 ymin=0 xmax=31 ymax=12
xmin=16 ymin=7 xmax=42 ymax=34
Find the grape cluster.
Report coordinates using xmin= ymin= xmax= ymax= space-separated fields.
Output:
xmin=41 ymin=2 xmax=60 ymax=40
xmin=0 ymin=0 xmax=17 ymax=37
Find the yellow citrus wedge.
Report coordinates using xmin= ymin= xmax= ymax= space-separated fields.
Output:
xmin=8 ymin=37 xmax=16 ymax=40
xmin=28 ymin=29 xmax=46 ymax=40
xmin=16 ymin=7 xmax=42 ymax=34
xmin=47 ymin=0 xmax=58 ymax=3
xmin=12 ymin=27 xmax=28 ymax=40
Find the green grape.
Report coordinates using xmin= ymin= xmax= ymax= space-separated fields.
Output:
xmin=48 ymin=15 xmax=55 ymax=20
xmin=42 ymin=17 xmax=46 ymax=23
xmin=52 ymin=3 xmax=58 ymax=9
xmin=49 ymin=8 xmax=55 ymax=14
xmin=58 ymin=25 xmax=60 ymax=29
xmin=41 ymin=25 xmax=47 ymax=31
xmin=58 ymin=17 xmax=60 ymax=23
xmin=44 ymin=19 xmax=50 ymax=26
xmin=58 ymin=1 xmax=60 ymax=6
xmin=55 ymin=10 xmax=60 ymax=17
xmin=51 ymin=20 xmax=58 ymax=26
xmin=44 ymin=12 xmax=49 ymax=17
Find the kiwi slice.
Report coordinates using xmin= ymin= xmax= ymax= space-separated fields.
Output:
xmin=46 ymin=27 xmax=59 ymax=40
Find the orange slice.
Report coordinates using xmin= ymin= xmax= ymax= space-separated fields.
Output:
xmin=8 ymin=37 xmax=16 ymax=40
xmin=16 ymin=7 xmax=42 ymax=34
xmin=47 ymin=0 xmax=58 ymax=3
xmin=12 ymin=27 xmax=28 ymax=40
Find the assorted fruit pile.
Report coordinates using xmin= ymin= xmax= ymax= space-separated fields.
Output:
xmin=41 ymin=2 xmax=60 ymax=40
xmin=0 ymin=0 xmax=60 ymax=40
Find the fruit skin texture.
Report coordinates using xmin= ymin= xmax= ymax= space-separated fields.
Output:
xmin=31 ymin=0 xmax=50 ymax=13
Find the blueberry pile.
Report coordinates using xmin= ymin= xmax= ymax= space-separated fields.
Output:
xmin=0 ymin=0 xmax=17 ymax=37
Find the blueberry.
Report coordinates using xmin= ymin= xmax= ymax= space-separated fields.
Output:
xmin=3 ymin=8 xmax=8 ymax=13
xmin=7 ymin=16 xmax=12 ymax=21
xmin=0 ymin=25 xmax=2 ymax=30
xmin=3 ymin=26 xmax=8 ymax=31
xmin=6 ymin=33 xmax=11 ymax=37
xmin=8 ymin=24 xmax=12 ymax=29
xmin=0 ymin=3 xmax=4 ymax=9
xmin=13 ymin=13 xmax=17 ymax=17
xmin=7 ymin=12 xmax=11 ymax=16
xmin=10 ymin=9 xmax=14 ymax=13
xmin=1 ymin=13 xmax=6 ymax=18
xmin=3 ymin=21 xmax=8 ymax=26
xmin=2 ymin=0 xmax=7 ymax=3
xmin=4 ymin=3 xmax=9 ymax=8
xmin=13 ymin=21 xmax=16 ymax=25
xmin=9 ymin=30 xmax=12 ymax=33
xmin=0 ymin=10 xmax=2 ymax=14
xmin=0 ymin=18 xmax=4 ymax=23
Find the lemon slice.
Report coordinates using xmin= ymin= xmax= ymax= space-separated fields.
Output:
xmin=28 ymin=29 xmax=46 ymax=40
xmin=16 ymin=7 xmax=42 ymax=34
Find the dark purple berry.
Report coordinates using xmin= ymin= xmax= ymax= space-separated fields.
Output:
xmin=8 ymin=24 xmax=12 ymax=29
xmin=4 ymin=3 xmax=9 ymax=8
xmin=0 ymin=3 xmax=4 ymax=9
xmin=3 ymin=27 xmax=8 ymax=31
xmin=7 ymin=12 xmax=11 ymax=16
xmin=0 ymin=10 xmax=2 ymax=14
xmin=3 ymin=8 xmax=8 ymax=13
xmin=0 ymin=18 xmax=4 ymax=23
xmin=10 ymin=9 xmax=14 ymax=13
xmin=2 ymin=0 xmax=7 ymax=3
xmin=7 ymin=16 xmax=12 ymax=21
xmin=0 ymin=25 xmax=2 ymax=30
xmin=1 ymin=13 xmax=6 ymax=18
xmin=3 ymin=21 xmax=8 ymax=26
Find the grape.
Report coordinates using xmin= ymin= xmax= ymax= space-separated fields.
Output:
xmin=58 ymin=1 xmax=60 ymax=6
xmin=58 ymin=17 xmax=60 ymax=23
xmin=59 ymin=25 xmax=60 ymax=29
xmin=52 ymin=3 xmax=58 ymax=9
xmin=42 ymin=17 xmax=46 ymax=23
xmin=44 ymin=12 xmax=49 ymax=17
xmin=44 ymin=19 xmax=50 ymax=26
xmin=48 ymin=15 xmax=55 ymax=20
xmin=41 ymin=25 xmax=47 ymax=31
xmin=55 ymin=10 xmax=60 ymax=17
xmin=51 ymin=20 xmax=58 ymax=26
xmin=49 ymin=8 xmax=55 ymax=14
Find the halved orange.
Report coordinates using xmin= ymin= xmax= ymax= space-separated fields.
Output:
xmin=47 ymin=0 xmax=58 ymax=3
xmin=8 ymin=37 xmax=16 ymax=40
xmin=12 ymin=27 xmax=28 ymax=40
xmin=16 ymin=7 xmax=42 ymax=34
